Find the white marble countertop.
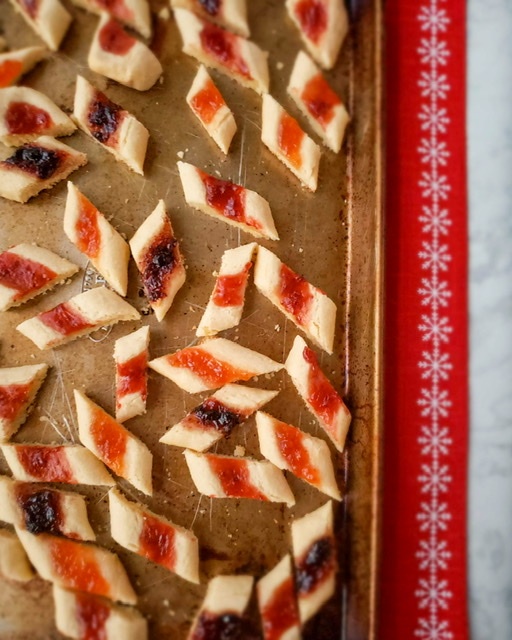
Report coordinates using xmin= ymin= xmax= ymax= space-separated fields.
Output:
xmin=468 ymin=0 xmax=512 ymax=638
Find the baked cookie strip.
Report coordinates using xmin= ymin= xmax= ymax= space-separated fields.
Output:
xmin=285 ymin=335 xmax=351 ymax=452
xmin=8 ymin=0 xmax=72 ymax=51
xmin=257 ymin=554 xmax=301 ymax=640
xmin=256 ymin=411 xmax=341 ymax=501
xmin=187 ymin=575 xmax=254 ymax=640
xmin=73 ymin=75 xmax=149 ymax=176
xmin=0 ymin=243 xmax=78 ymax=312
xmin=160 ymin=383 xmax=278 ymax=451
xmin=0 ymin=363 xmax=48 ymax=441
xmin=0 ymin=475 xmax=95 ymax=541
xmin=1 ymin=443 xmax=115 ymax=486
xmin=0 ymin=47 xmax=47 ymax=88
xmin=0 ymin=135 xmax=87 ymax=203
xmin=70 ymin=0 xmax=152 ymax=38
xmin=74 ymin=390 xmax=153 ymax=496
xmin=285 ymin=0 xmax=349 ymax=70
xmin=0 ymin=86 xmax=75 ymax=146
xmin=261 ymin=94 xmax=321 ymax=192
xmin=54 ymin=585 xmax=148 ymax=640
xmin=177 ymin=161 xmax=279 ymax=240
xmin=16 ymin=286 xmax=140 ymax=350
xmin=17 ymin=529 xmax=137 ymax=604
xmin=196 ymin=243 xmax=257 ymax=337
xmin=186 ymin=65 xmax=237 ymax=154
xmin=114 ymin=326 xmax=150 ymax=423
xmin=0 ymin=529 xmax=35 ymax=582
xmin=184 ymin=450 xmax=295 ymax=506
xmin=149 ymin=337 xmax=282 ymax=393
xmin=64 ymin=182 xmax=130 ymax=297
xmin=171 ymin=0 xmax=250 ymax=37
xmin=291 ymin=501 xmax=337 ymax=623
xmin=288 ymin=51 xmax=349 ymax=153
xmin=109 ymin=487 xmax=199 ymax=583
xmin=254 ymin=247 xmax=336 ymax=354
xmin=88 ymin=15 xmax=162 ymax=91
xmin=174 ymin=8 xmax=269 ymax=94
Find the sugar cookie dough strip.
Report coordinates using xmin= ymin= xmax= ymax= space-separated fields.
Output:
xmin=8 ymin=0 xmax=72 ymax=51
xmin=171 ymin=0 xmax=250 ymax=37
xmin=0 ymin=47 xmax=47 ymax=88
xmin=114 ymin=326 xmax=149 ymax=423
xmin=0 ymin=529 xmax=35 ymax=582
xmin=0 ymin=363 xmax=48 ymax=441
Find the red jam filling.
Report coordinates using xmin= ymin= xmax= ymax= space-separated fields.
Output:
xmin=0 ymin=60 xmax=23 ymax=88
xmin=18 ymin=0 xmax=39 ymax=19
xmin=139 ymin=514 xmax=176 ymax=571
xmin=278 ymin=263 xmax=313 ymax=326
xmin=191 ymin=611 xmax=246 ymax=640
xmin=168 ymin=348 xmax=251 ymax=388
xmin=261 ymin=577 xmax=299 ymax=640
xmin=303 ymin=346 xmax=345 ymax=432
xmin=278 ymin=112 xmax=304 ymax=169
xmin=0 ymin=383 xmax=30 ymax=420
xmin=94 ymin=0 xmax=134 ymax=23
xmin=190 ymin=397 xmax=242 ymax=436
xmin=302 ymin=73 xmax=341 ymax=127
xmin=50 ymin=537 xmax=110 ymax=596
xmin=3 ymin=145 xmax=64 ymax=180
xmin=15 ymin=485 xmax=64 ymax=536
xmin=0 ymin=251 xmax=57 ymax=299
xmin=90 ymin=406 xmax=128 ymax=476
xmin=294 ymin=0 xmax=328 ymax=44
xmin=16 ymin=445 xmax=74 ymax=483
xmin=87 ymin=93 xmax=123 ymax=145
xmin=212 ymin=263 xmax=251 ymax=307
xmin=275 ymin=420 xmax=319 ymax=483
xmin=200 ymin=22 xmax=250 ymax=78
xmin=5 ymin=102 xmax=51 ymax=135
xmin=142 ymin=226 xmax=178 ymax=303
xmin=39 ymin=302 xmax=94 ymax=336
xmin=296 ymin=536 xmax=335 ymax=595
xmin=208 ymin=456 xmax=267 ymax=500
xmin=76 ymin=193 xmax=101 ymax=259
xmin=76 ymin=592 xmax=111 ymax=640
xmin=98 ymin=18 xmax=135 ymax=55
xmin=191 ymin=78 xmax=225 ymax=125
xmin=198 ymin=0 xmax=221 ymax=16
xmin=116 ymin=351 xmax=147 ymax=400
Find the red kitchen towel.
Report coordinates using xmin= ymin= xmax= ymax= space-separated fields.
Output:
xmin=379 ymin=0 xmax=469 ymax=638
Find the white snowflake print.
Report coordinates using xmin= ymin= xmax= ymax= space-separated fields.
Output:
xmin=419 ymin=314 xmax=453 ymax=343
xmin=418 ymin=424 xmax=453 ymax=456
xmin=418 ymin=38 xmax=450 ymax=65
xmin=418 ymin=463 xmax=452 ymax=493
xmin=416 ymin=539 xmax=452 ymax=571
xmin=417 ymin=388 xmax=452 ymax=418
xmin=415 ymin=618 xmax=454 ymax=640
xmin=416 ymin=577 xmax=452 ymax=609
xmin=418 ymin=5 xmax=450 ymax=32
xmin=418 ymin=278 xmax=452 ymax=307
xmin=419 ymin=172 xmax=451 ymax=200
xmin=419 ymin=206 xmax=452 ymax=236
xmin=418 ymin=105 xmax=450 ymax=134
xmin=418 ymin=138 xmax=450 ymax=165
xmin=418 ymin=70 xmax=450 ymax=100
xmin=419 ymin=351 xmax=453 ymax=380
xmin=419 ymin=241 xmax=452 ymax=271
xmin=417 ymin=501 xmax=452 ymax=532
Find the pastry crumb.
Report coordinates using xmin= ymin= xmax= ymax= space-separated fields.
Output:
xmin=177 ymin=151 xmax=184 ymax=159
xmin=276 ymin=61 xmax=284 ymax=70
xmin=274 ymin=324 xmax=281 ymax=332
xmin=234 ymin=445 xmax=246 ymax=457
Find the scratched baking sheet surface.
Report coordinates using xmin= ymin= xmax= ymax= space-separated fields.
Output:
xmin=0 ymin=1 xmax=382 ymax=639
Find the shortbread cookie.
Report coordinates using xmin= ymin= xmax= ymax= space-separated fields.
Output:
xmin=291 ymin=501 xmax=336 ymax=623
xmin=261 ymin=94 xmax=321 ymax=192
xmin=0 ymin=47 xmax=47 ymax=88
xmin=160 ymin=384 xmax=278 ymax=451
xmin=187 ymin=575 xmax=254 ymax=640
xmin=64 ymin=183 xmax=130 ymax=296
xmin=73 ymin=75 xmax=149 ymax=175
xmin=149 ymin=337 xmax=282 ymax=393
xmin=254 ymin=247 xmax=336 ymax=354
xmin=71 ymin=0 xmax=151 ymax=38
xmin=0 ymin=136 xmax=87 ymax=203
xmin=288 ymin=51 xmax=349 ymax=153
xmin=129 ymin=201 xmax=186 ymax=322
xmin=1 ymin=443 xmax=115 ymax=486
xmin=286 ymin=0 xmax=348 ymax=69
xmin=17 ymin=529 xmax=137 ymax=604
xmin=174 ymin=8 xmax=269 ymax=94
xmin=257 ymin=554 xmax=301 ymax=640
xmin=74 ymin=391 xmax=153 ymax=495
xmin=285 ymin=335 xmax=350 ymax=452
xmin=0 ymin=529 xmax=35 ymax=582
xmin=0 ymin=475 xmax=95 ymax=541
xmin=88 ymin=15 xmax=162 ymax=91
xmin=54 ymin=585 xmax=148 ymax=640
xmin=0 ymin=86 xmax=75 ymax=146
xmin=0 ymin=363 xmax=48 ymax=441
xmin=256 ymin=411 xmax=341 ymax=500
xmin=186 ymin=65 xmax=237 ymax=154
xmin=177 ymin=162 xmax=279 ymax=240
xmin=9 ymin=0 xmax=72 ymax=51
xmin=184 ymin=450 xmax=295 ymax=506
xmin=109 ymin=488 xmax=199 ymax=583
xmin=0 ymin=243 xmax=78 ymax=312
xmin=196 ymin=243 xmax=257 ymax=337
xmin=172 ymin=0 xmax=250 ymax=37
xmin=114 ymin=326 xmax=149 ymax=423
xmin=16 ymin=286 xmax=139 ymax=350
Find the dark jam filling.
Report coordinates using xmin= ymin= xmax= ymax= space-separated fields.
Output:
xmin=16 ymin=487 xmax=63 ymax=535
xmin=192 ymin=398 xmax=242 ymax=436
xmin=4 ymin=146 xmax=62 ymax=180
xmin=296 ymin=536 xmax=335 ymax=595
xmin=191 ymin=611 xmax=247 ymax=640
xmin=199 ymin=0 xmax=221 ymax=15
xmin=88 ymin=97 xmax=122 ymax=144
xmin=200 ymin=23 xmax=250 ymax=78
xmin=142 ymin=234 xmax=178 ymax=303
